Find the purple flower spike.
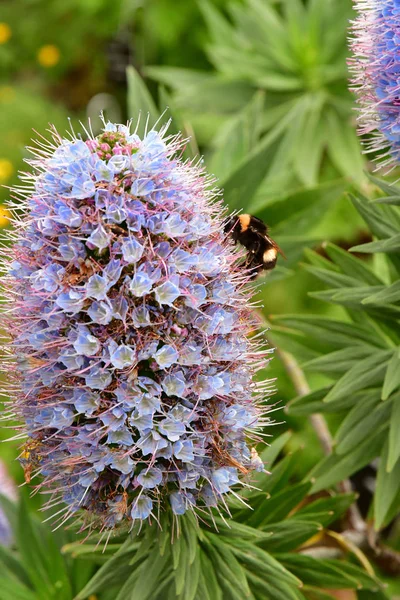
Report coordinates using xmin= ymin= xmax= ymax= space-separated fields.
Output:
xmin=350 ymin=0 xmax=400 ymax=168
xmin=2 ymin=118 xmax=273 ymax=531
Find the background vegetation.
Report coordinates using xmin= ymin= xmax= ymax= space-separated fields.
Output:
xmin=0 ymin=0 xmax=399 ymax=598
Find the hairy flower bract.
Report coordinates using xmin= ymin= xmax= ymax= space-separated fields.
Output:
xmin=350 ymin=0 xmax=400 ymax=167
xmin=2 ymin=119 xmax=272 ymax=530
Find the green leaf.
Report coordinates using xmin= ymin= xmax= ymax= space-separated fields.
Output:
xmin=171 ymin=534 xmax=182 ymax=571
xmin=198 ymin=0 xmax=236 ymax=47
xmin=302 ymin=264 xmax=364 ymax=289
xmin=183 ymin=547 xmax=201 ymax=600
xmin=388 ymin=395 xmax=400 ymax=472
xmin=126 ymin=66 xmax=160 ymax=137
xmin=246 ymin=570 xmax=305 ymax=600
xmin=293 ymin=94 xmax=325 ymax=186
xmin=293 ymin=493 xmax=357 ymax=527
xmin=253 ymin=482 xmax=312 ymax=527
xmin=16 ymin=496 xmax=62 ymax=600
xmin=375 ymin=439 xmax=400 ymax=530
xmin=0 ymin=577 xmax=37 ymax=600
xmin=206 ymin=518 xmax=272 ymax=543
xmin=324 ymin=243 xmax=384 ymax=285
xmin=323 ymin=350 xmax=392 ymax=403
xmin=350 ymin=194 xmax=400 ymax=272
xmin=205 ymin=537 xmax=251 ymax=598
xmin=304 ymin=346 xmax=374 ymax=375
xmin=131 ymin=550 xmax=171 ymax=600
xmin=115 ymin=565 xmax=144 ymax=600
xmin=181 ymin=514 xmax=198 ymax=566
xmin=325 ymin=108 xmax=365 ymax=184
xmin=220 ymin=124 xmax=284 ymax=210
xmin=209 ymin=91 xmax=265 ymax=180
xmin=174 ymin=536 xmax=188 ymax=596
xmin=229 ymin=540 xmax=302 ymax=588
xmin=302 ymin=587 xmax=338 ymax=600
xmin=144 ymin=66 xmax=210 ymax=91
xmin=363 ymin=280 xmax=400 ymax=305
xmin=261 ymin=520 xmax=321 ymax=552
xmin=271 ymin=315 xmax=387 ymax=349
xmin=351 ymin=233 xmax=400 ymax=254
xmin=309 ymin=426 xmax=387 ymax=493
xmin=289 ymin=387 xmax=383 ymax=416
xmin=381 ymin=349 xmax=400 ymax=400
xmin=260 ymin=431 xmax=292 ymax=466
xmin=326 ymin=561 xmax=380 ymax=591
xmin=196 ymin=571 xmax=212 ymax=600
xmin=199 ymin=551 xmax=222 ymax=600
xmin=261 ymin=181 xmax=346 ymax=234
xmin=75 ymin=539 xmax=139 ymax=599
xmin=334 ymin=395 xmax=393 ymax=456
xmin=257 ymin=450 xmax=298 ymax=495
xmin=368 ymin=175 xmax=400 ymax=197
xmin=0 ymin=544 xmax=31 ymax=590
xmin=276 ymin=555 xmax=376 ymax=590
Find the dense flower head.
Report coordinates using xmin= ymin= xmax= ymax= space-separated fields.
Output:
xmin=350 ymin=0 xmax=400 ymax=168
xmin=1 ymin=119 xmax=273 ymax=531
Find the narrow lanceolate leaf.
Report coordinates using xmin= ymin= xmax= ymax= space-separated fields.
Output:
xmin=287 ymin=386 xmax=363 ymax=416
xmin=350 ymin=195 xmax=400 ymax=272
xmin=292 ymin=493 xmax=356 ymax=528
xmin=303 ymin=346 xmax=374 ymax=375
xmin=205 ymin=538 xmax=252 ymax=598
xmin=363 ymin=280 xmax=400 ymax=305
xmin=375 ymin=439 xmax=400 ymax=530
xmin=309 ymin=426 xmax=387 ymax=493
xmin=276 ymin=555 xmax=379 ymax=590
xmin=246 ymin=570 xmax=305 ymax=600
xmin=381 ymin=349 xmax=400 ymax=400
xmin=131 ymin=551 xmax=171 ymax=600
xmin=350 ymin=194 xmax=400 ymax=238
xmin=335 ymin=401 xmax=391 ymax=455
xmin=126 ymin=66 xmax=160 ymax=136
xmin=324 ymin=242 xmax=384 ymax=285
xmin=75 ymin=540 xmax=140 ymax=599
xmin=388 ymin=397 xmax=400 ymax=472
xmin=323 ymin=350 xmax=392 ymax=403
xmin=228 ymin=540 xmax=302 ymax=588
xmin=271 ymin=314 xmax=388 ymax=348
xmin=351 ymin=233 xmax=400 ymax=254
xmin=220 ymin=123 xmax=284 ymax=209
xmin=258 ymin=431 xmax=292 ymax=469
xmin=260 ymin=520 xmax=321 ymax=553
xmin=255 ymin=482 xmax=312 ymax=527
xmin=199 ymin=552 xmax=222 ymax=600
xmin=209 ymin=91 xmax=265 ymax=180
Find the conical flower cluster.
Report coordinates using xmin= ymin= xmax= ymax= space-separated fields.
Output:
xmin=350 ymin=0 xmax=400 ymax=167
xmin=2 ymin=120 xmax=272 ymax=530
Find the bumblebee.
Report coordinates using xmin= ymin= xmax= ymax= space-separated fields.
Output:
xmin=225 ymin=214 xmax=285 ymax=279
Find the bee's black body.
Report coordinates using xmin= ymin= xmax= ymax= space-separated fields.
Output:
xmin=225 ymin=214 xmax=283 ymax=279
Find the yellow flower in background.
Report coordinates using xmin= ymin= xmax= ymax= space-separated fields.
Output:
xmin=0 ymin=206 xmax=11 ymax=228
xmin=0 ymin=86 xmax=15 ymax=103
xmin=0 ymin=23 xmax=11 ymax=44
xmin=0 ymin=159 xmax=13 ymax=183
xmin=37 ymin=44 xmax=60 ymax=68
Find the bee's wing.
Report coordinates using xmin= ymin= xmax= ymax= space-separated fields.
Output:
xmin=265 ymin=235 xmax=287 ymax=259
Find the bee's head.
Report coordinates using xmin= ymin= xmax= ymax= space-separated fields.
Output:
xmin=224 ymin=216 xmax=241 ymax=241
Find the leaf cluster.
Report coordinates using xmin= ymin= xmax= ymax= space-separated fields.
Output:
xmin=0 ymin=494 xmax=95 ymax=600
xmin=146 ymin=0 xmax=365 ymax=193
xmin=59 ymin=433 xmax=386 ymax=600
xmin=273 ymin=180 xmax=400 ymax=531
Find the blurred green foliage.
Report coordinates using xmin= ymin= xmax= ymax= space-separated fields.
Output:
xmin=1 ymin=0 xmax=400 ymax=597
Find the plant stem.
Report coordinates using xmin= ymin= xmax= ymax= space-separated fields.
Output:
xmin=277 ymin=348 xmax=333 ymax=455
